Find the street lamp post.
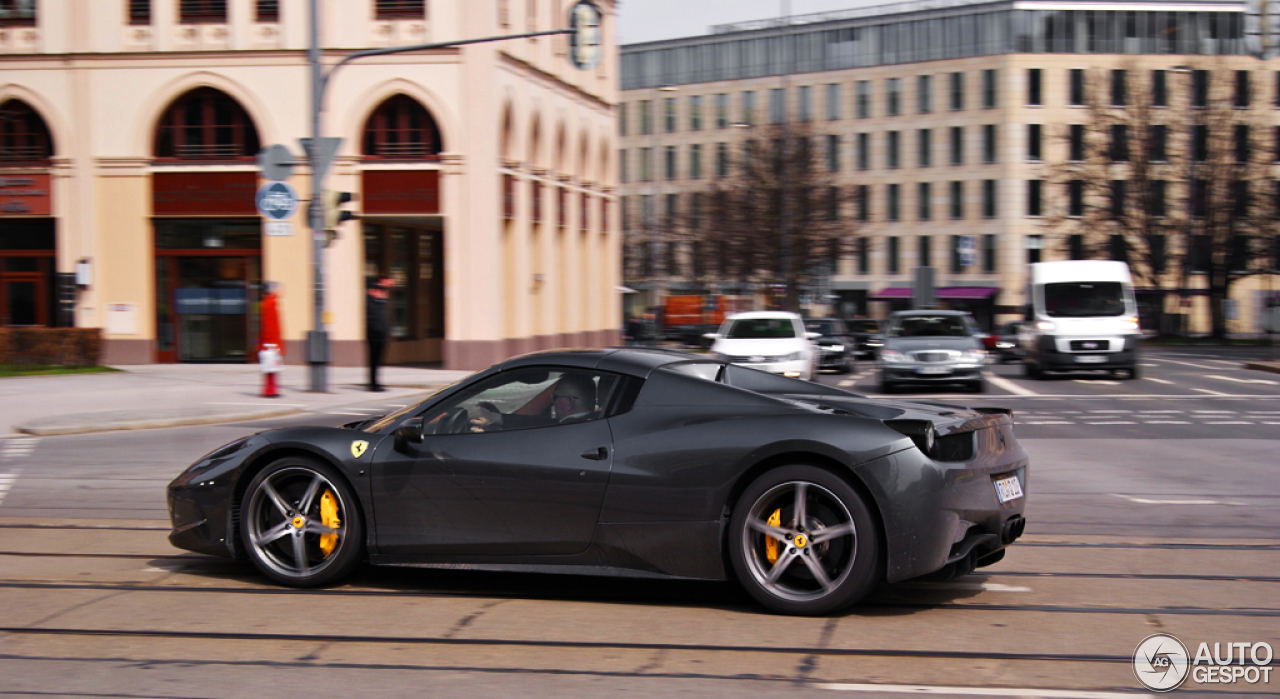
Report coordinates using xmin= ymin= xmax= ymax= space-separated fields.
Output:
xmin=1171 ymin=65 xmax=1194 ymax=338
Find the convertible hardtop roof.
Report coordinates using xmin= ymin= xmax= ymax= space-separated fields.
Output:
xmin=497 ymin=347 xmax=709 ymax=377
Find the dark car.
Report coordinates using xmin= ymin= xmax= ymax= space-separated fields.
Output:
xmin=803 ymin=317 xmax=856 ymax=374
xmin=991 ymin=321 xmax=1026 ymax=363
xmin=846 ymin=319 xmax=885 ymax=359
xmin=878 ymin=310 xmax=989 ymax=393
xmin=168 ymin=349 xmax=1028 ymax=616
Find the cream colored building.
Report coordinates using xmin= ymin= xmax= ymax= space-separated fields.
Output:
xmin=620 ymin=0 xmax=1280 ymax=335
xmin=0 ymin=0 xmax=620 ymax=370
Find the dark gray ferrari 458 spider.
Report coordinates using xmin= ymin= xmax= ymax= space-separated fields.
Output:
xmin=168 ymin=348 xmax=1028 ymax=615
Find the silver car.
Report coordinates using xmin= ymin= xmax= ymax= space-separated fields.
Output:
xmin=878 ymin=310 xmax=988 ymax=393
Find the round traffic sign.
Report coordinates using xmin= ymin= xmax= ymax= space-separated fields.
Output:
xmin=255 ymin=181 xmax=300 ymax=221
xmin=257 ymin=144 xmax=295 ymax=182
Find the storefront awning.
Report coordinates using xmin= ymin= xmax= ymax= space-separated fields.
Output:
xmin=870 ymin=286 xmax=999 ymax=301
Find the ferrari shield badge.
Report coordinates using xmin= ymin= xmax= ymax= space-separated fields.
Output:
xmin=351 ymin=440 xmax=368 ymax=459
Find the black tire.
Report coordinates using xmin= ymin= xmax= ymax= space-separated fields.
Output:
xmin=879 ymin=377 xmax=894 ymax=394
xmin=1125 ymin=363 xmax=1140 ymax=380
xmin=728 ymin=465 xmax=881 ymax=615
xmin=240 ymin=457 xmax=364 ymax=587
xmin=1023 ymin=360 xmax=1041 ymax=379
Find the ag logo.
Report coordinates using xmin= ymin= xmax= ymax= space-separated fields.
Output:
xmin=350 ymin=440 xmax=369 ymax=459
xmin=1134 ymin=633 xmax=1190 ymax=692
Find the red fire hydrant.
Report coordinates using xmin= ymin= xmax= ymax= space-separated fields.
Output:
xmin=258 ymin=282 xmax=284 ymax=398
xmin=260 ymin=343 xmax=283 ymax=397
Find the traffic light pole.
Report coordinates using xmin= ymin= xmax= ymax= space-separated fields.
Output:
xmin=304 ymin=0 xmax=573 ymax=391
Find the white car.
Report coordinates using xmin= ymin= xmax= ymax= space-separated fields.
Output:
xmin=705 ymin=311 xmax=818 ymax=381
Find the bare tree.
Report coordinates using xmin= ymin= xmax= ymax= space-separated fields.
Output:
xmin=1044 ymin=62 xmax=1280 ymax=338
xmin=691 ymin=120 xmax=862 ymax=311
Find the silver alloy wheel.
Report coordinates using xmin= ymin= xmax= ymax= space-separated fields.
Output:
xmin=740 ymin=480 xmax=858 ymax=603
xmin=245 ymin=466 xmax=346 ymax=580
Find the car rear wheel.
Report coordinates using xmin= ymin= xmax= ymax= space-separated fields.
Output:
xmin=241 ymin=457 xmax=363 ymax=587
xmin=1023 ymin=360 xmax=1041 ymax=379
xmin=729 ymin=466 xmax=880 ymax=615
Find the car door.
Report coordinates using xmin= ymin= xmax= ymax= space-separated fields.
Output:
xmin=370 ymin=367 xmax=619 ymax=557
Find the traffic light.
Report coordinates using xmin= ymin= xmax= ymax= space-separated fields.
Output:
xmin=322 ymin=190 xmax=357 ymax=247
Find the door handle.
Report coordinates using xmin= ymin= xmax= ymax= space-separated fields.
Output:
xmin=580 ymin=446 xmax=608 ymax=461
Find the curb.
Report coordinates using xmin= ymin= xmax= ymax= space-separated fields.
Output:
xmin=1244 ymin=361 xmax=1280 ymax=375
xmin=16 ymin=406 xmax=303 ymax=436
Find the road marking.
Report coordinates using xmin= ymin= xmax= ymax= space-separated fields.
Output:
xmin=1205 ymin=421 xmax=1254 ymax=425
xmin=819 ymin=683 xmax=1143 ymax=698
xmin=1025 ymin=421 xmax=1075 ymax=425
xmin=987 ymin=375 xmax=1038 ymax=396
xmin=1138 ymin=410 xmax=1184 ymax=413
xmin=206 ymin=401 xmax=305 ymax=407
xmin=838 ymin=378 xmax=858 ymax=387
xmin=1143 ymin=420 xmax=1191 ymax=424
xmin=1114 ymin=494 xmax=1245 ymax=506
xmin=1266 ymin=422 xmax=1280 ymax=425
xmin=902 ymin=582 xmax=1032 ymax=593
xmin=1084 ymin=421 xmax=1136 ymax=425
xmin=1206 ymin=374 xmax=1278 ymax=385
xmin=1193 ymin=388 xmax=1228 ymax=395
xmin=326 ymin=410 xmax=378 ymax=416
xmin=0 ymin=471 xmax=19 ymax=507
xmin=1072 ymin=379 xmax=1120 ymax=385
xmin=1149 ymin=357 xmax=1222 ymax=370
xmin=1144 ymin=377 xmax=1174 ymax=384
xmin=1246 ymin=410 xmax=1280 ymax=414
xmin=1192 ymin=409 xmax=1236 ymax=413
xmin=1087 ymin=409 xmax=1132 ymax=413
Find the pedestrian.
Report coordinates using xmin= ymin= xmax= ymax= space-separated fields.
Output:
xmin=365 ymin=276 xmax=391 ymax=392
xmin=258 ymin=281 xmax=284 ymax=398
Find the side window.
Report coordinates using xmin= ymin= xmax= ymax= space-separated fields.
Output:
xmin=422 ymin=367 xmax=620 ymax=435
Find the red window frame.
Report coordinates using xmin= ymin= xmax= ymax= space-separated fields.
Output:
xmin=361 ymin=95 xmax=443 ymax=161
xmin=153 ymin=88 xmax=261 ymax=162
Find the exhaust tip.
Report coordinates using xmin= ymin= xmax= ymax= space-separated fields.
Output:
xmin=1001 ymin=515 xmax=1026 ymax=545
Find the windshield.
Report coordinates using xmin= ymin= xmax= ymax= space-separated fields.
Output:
xmin=725 ymin=318 xmax=798 ymax=339
xmin=888 ymin=315 xmax=970 ymax=338
xmin=804 ymin=320 xmax=841 ymax=335
xmin=362 ymin=373 xmax=475 ymax=432
xmin=1043 ymin=282 xmax=1126 ymax=317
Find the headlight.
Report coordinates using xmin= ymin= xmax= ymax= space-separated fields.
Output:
xmin=1036 ymin=320 xmax=1056 ymax=331
xmin=880 ymin=349 xmax=906 ymax=363
xmin=825 ymin=344 xmax=844 ymax=352
xmin=962 ymin=349 xmax=988 ymax=363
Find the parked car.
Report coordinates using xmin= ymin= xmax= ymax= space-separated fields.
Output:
xmin=991 ymin=321 xmax=1026 ymax=363
xmin=878 ymin=310 xmax=989 ymax=393
xmin=846 ymin=319 xmax=885 ymax=359
xmin=803 ymin=317 xmax=856 ymax=374
xmin=706 ymin=311 xmax=817 ymax=381
xmin=167 ymin=348 xmax=1029 ymax=616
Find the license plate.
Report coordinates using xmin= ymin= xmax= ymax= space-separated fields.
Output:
xmin=994 ymin=475 xmax=1023 ymax=503
xmin=917 ymin=366 xmax=951 ymax=375
xmin=1075 ymin=355 xmax=1106 ymax=363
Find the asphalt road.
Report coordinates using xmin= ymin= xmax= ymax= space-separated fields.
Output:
xmin=0 ymin=347 xmax=1276 ymax=698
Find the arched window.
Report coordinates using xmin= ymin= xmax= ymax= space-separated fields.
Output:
xmin=361 ymin=95 xmax=443 ymax=160
xmin=0 ymin=100 xmax=54 ymax=163
xmin=153 ymin=88 xmax=260 ymax=161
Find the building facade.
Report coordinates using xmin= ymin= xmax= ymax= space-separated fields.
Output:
xmin=0 ymin=0 xmax=620 ymax=370
xmin=619 ymin=0 xmax=1280 ymax=334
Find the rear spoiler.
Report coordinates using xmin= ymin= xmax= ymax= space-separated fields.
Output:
xmin=973 ymin=406 xmax=1014 ymax=424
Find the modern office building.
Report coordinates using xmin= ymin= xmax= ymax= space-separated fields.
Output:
xmin=619 ymin=0 xmax=1280 ymax=333
xmin=0 ymin=0 xmax=619 ymax=370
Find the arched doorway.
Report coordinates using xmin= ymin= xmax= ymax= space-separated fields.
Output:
xmin=359 ymin=94 xmax=445 ymax=364
xmin=0 ymin=99 xmax=58 ymax=328
xmin=151 ymin=87 xmax=263 ymax=362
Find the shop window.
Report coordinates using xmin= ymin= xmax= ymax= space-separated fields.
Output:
xmin=153 ymin=88 xmax=260 ymax=161
xmin=179 ymin=0 xmax=227 ymax=23
xmin=362 ymin=95 xmax=443 ymax=160
xmin=376 ymin=0 xmax=425 ymax=19
xmin=0 ymin=100 xmax=54 ymax=163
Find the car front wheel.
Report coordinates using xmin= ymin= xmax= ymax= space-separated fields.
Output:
xmin=241 ymin=457 xmax=364 ymax=587
xmin=729 ymin=466 xmax=881 ymax=615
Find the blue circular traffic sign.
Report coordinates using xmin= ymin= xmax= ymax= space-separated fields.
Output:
xmin=255 ymin=181 xmax=300 ymax=221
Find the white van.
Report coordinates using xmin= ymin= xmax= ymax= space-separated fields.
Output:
xmin=1019 ymin=260 xmax=1141 ymax=379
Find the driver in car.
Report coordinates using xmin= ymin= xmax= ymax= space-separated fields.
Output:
xmin=467 ymin=373 xmax=597 ymax=433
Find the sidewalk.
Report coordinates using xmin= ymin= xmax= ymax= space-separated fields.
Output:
xmin=0 ymin=364 xmax=473 ymax=438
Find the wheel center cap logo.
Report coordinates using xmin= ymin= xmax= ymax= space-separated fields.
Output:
xmin=292 ymin=515 xmax=306 ymax=530
xmin=794 ymin=534 xmax=807 ymax=548
xmin=1133 ymin=633 xmax=1190 ymax=692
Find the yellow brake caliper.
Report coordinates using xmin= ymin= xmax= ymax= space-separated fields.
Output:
xmin=765 ymin=508 xmax=782 ymax=564
xmin=318 ymin=489 xmax=341 ymax=557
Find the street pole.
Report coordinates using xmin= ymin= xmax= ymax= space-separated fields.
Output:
xmin=307 ymin=0 xmax=327 ymax=392
xmin=779 ymin=0 xmax=793 ymax=312
xmin=301 ymin=1 xmax=577 ymax=391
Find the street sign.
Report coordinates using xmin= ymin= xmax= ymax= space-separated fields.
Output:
xmin=299 ymin=137 xmax=343 ymax=184
xmin=569 ymin=0 xmax=602 ymax=70
xmin=255 ymin=181 xmax=300 ymax=221
xmin=959 ymin=235 xmax=977 ymax=267
xmin=265 ymin=221 xmax=293 ymax=237
xmin=256 ymin=144 xmax=295 ymax=182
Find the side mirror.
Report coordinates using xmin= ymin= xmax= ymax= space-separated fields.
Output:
xmin=395 ymin=417 xmax=425 ymax=445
